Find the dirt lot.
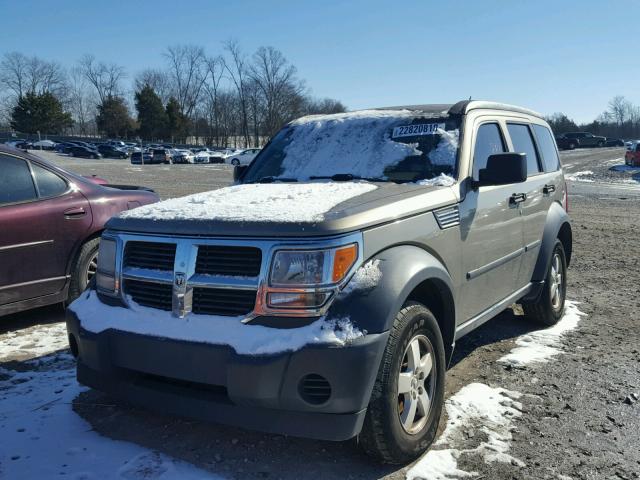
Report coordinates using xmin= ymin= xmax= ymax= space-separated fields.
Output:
xmin=1 ymin=148 xmax=639 ymax=479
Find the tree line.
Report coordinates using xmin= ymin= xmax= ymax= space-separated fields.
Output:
xmin=0 ymin=42 xmax=346 ymax=147
xmin=547 ymin=95 xmax=640 ymax=140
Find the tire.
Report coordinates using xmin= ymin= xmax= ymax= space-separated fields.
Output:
xmin=522 ymin=239 xmax=567 ymax=326
xmin=597 ymin=141 xmax=604 ymax=148
xmin=359 ymin=302 xmax=446 ymax=464
xmin=231 ymin=158 xmax=240 ymax=166
xmin=569 ymin=142 xmax=576 ymax=150
xmin=68 ymin=237 xmax=100 ymax=303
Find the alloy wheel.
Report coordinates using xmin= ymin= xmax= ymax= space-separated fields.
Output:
xmin=397 ymin=334 xmax=436 ymax=435
xmin=549 ymin=252 xmax=564 ymax=309
xmin=85 ymin=251 xmax=98 ymax=286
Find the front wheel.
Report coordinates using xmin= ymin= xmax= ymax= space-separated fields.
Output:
xmin=231 ymin=158 xmax=240 ymax=166
xmin=359 ymin=302 xmax=446 ymax=464
xmin=522 ymin=239 xmax=567 ymax=325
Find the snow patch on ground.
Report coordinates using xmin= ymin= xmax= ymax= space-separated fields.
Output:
xmin=119 ymin=182 xmax=377 ymax=223
xmin=498 ymin=300 xmax=585 ymax=367
xmin=0 ymin=334 xmax=217 ymax=479
xmin=69 ymin=290 xmax=364 ymax=355
xmin=407 ymin=384 xmax=523 ymax=480
xmin=342 ymin=259 xmax=382 ymax=295
xmin=408 ymin=302 xmax=586 ymax=479
xmin=565 ymin=170 xmax=595 ymax=182
xmin=0 ymin=322 xmax=68 ymax=362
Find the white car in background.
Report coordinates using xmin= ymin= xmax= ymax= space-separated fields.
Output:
xmin=32 ymin=139 xmax=57 ymax=150
xmin=226 ymin=148 xmax=261 ymax=165
xmin=173 ymin=149 xmax=196 ymax=164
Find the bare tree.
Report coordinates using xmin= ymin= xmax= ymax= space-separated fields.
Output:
xmin=201 ymin=56 xmax=227 ymax=145
xmin=67 ymin=67 xmax=97 ymax=135
xmin=223 ymin=40 xmax=250 ymax=147
xmin=135 ymin=68 xmax=172 ymax=105
xmin=164 ymin=45 xmax=207 ymax=118
xmin=0 ymin=52 xmax=68 ymax=99
xmin=607 ymin=95 xmax=632 ymax=126
xmin=78 ymin=54 xmax=126 ymax=104
xmin=249 ymin=46 xmax=305 ymax=139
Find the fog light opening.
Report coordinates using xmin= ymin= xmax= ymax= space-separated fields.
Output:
xmin=299 ymin=374 xmax=332 ymax=405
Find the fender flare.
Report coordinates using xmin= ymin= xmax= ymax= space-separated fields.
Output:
xmin=531 ymin=201 xmax=572 ymax=283
xmin=328 ymin=245 xmax=456 ymax=349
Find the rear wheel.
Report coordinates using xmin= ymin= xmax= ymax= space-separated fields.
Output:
xmin=522 ymin=239 xmax=567 ymax=326
xmin=231 ymin=158 xmax=240 ymax=166
xmin=359 ymin=302 xmax=445 ymax=464
xmin=68 ymin=238 xmax=100 ymax=303
xmin=569 ymin=142 xmax=576 ymax=150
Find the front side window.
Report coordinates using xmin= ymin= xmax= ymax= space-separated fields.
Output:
xmin=242 ymin=111 xmax=461 ymax=184
xmin=507 ymin=123 xmax=541 ymax=175
xmin=0 ymin=155 xmax=38 ymax=205
xmin=31 ymin=163 xmax=68 ymax=198
xmin=472 ymin=123 xmax=506 ymax=178
xmin=532 ymin=125 xmax=560 ymax=172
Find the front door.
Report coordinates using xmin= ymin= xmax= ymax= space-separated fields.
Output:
xmin=458 ymin=121 xmax=525 ymax=321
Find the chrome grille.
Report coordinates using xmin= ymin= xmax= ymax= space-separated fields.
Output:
xmin=125 ymin=279 xmax=172 ymax=311
xmin=124 ymin=241 xmax=176 ymax=270
xmin=195 ymin=246 xmax=262 ymax=277
xmin=191 ymin=287 xmax=257 ymax=316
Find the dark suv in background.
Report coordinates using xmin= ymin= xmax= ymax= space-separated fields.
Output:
xmin=556 ymin=131 xmax=606 ymax=149
xmin=0 ymin=146 xmax=159 ymax=317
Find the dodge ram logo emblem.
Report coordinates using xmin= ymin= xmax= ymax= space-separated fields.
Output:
xmin=174 ymin=273 xmax=186 ymax=287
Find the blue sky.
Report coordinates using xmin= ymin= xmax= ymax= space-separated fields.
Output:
xmin=1 ymin=0 xmax=637 ymax=123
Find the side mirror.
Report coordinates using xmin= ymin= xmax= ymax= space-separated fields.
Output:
xmin=476 ymin=153 xmax=527 ymax=187
xmin=233 ymin=165 xmax=248 ymax=182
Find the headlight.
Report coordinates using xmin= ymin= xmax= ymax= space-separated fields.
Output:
xmin=269 ymin=244 xmax=358 ymax=287
xmin=95 ymin=238 xmax=118 ymax=294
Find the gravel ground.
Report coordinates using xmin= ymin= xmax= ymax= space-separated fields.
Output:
xmin=1 ymin=148 xmax=639 ymax=479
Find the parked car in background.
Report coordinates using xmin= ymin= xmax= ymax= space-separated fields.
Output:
xmin=69 ymin=146 xmax=102 ymax=159
xmin=0 ymin=146 xmax=159 ymax=317
xmin=556 ymin=132 xmax=606 ymax=149
xmin=226 ymin=148 xmax=261 ymax=166
xmin=172 ymin=149 xmax=195 ymax=164
xmin=604 ymin=138 xmax=625 ymax=147
xmin=625 ymin=143 xmax=640 ymax=166
xmin=130 ymin=152 xmax=154 ymax=165
xmin=152 ymin=148 xmax=173 ymax=164
xmin=97 ymin=145 xmax=129 ymax=159
xmin=32 ymin=140 xmax=58 ymax=150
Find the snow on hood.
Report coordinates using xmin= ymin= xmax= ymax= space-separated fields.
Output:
xmin=119 ymin=182 xmax=378 ymax=223
xmin=282 ymin=109 xmax=426 ymax=180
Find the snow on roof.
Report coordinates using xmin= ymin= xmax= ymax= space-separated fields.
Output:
xmin=119 ymin=182 xmax=377 ymax=223
xmin=282 ymin=109 xmax=431 ymax=180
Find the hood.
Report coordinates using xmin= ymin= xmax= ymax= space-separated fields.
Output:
xmin=106 ymin=181 xmax=458 ymax=237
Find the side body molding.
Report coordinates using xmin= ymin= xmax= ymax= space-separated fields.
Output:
xmin=327 ymin=245 xmax=456 ymax=348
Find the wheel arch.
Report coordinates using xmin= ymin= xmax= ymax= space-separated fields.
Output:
xmin=531 ymin=202 xmax=572 ymax=282
xmin=329 ymin=244 xmax=457 ymax=364
xmin=65 ymin=228 xmax=103 ymax=278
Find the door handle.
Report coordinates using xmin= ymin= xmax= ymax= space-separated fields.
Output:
xmin=64 ymin=207 xmax=86 ymax=218
xmin=543 ymin=184 xmax=556 ymax=194
xmin=509 ymin=193 xmax=527 ymax=205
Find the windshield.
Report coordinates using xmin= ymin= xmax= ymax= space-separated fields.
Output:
xmin=242 ymin=110 xmax=460 ymax=183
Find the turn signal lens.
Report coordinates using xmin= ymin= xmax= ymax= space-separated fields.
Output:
xmin=332 ymin=244 xmax=358 ymax=283
xmin=267 ymin=292 xmax=331 ymax=309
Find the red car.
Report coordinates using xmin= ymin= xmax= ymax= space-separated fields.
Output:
xmin=0 ymin=146 xmax=159 ymax=316
xmin=625 ymin=143 xmax=640 ymax=166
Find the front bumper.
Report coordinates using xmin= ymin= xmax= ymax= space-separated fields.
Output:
xmin=66 ymin=308 xmax=387 ymax=441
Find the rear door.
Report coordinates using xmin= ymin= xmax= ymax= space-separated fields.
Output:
xmin=458 ymin=120 xmax=525 ymax=320
xmin=507 ymin=123 xmax=560 ymax=286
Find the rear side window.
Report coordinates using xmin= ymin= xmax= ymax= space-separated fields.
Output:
xmin=507 ymin=123 xmax=541 ymax=175
xmin=31 ymin=163 xmax=68 ymax=198
xmin=473 ymin=123 xmax=506 ymax=178
xmin=0 ymin=155 xmax=38 ymax=205
xmin=532 ymin=125 xmax=560 ymax=172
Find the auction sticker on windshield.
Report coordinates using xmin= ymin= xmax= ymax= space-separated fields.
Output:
xmin=392 ymin=123 xmax=445 ymax=138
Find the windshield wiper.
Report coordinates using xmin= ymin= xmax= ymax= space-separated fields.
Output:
xmin=309 ymin=173 xmax=390 ymax=182
xmin=252 ymin=176 xmax=298 ymax=183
